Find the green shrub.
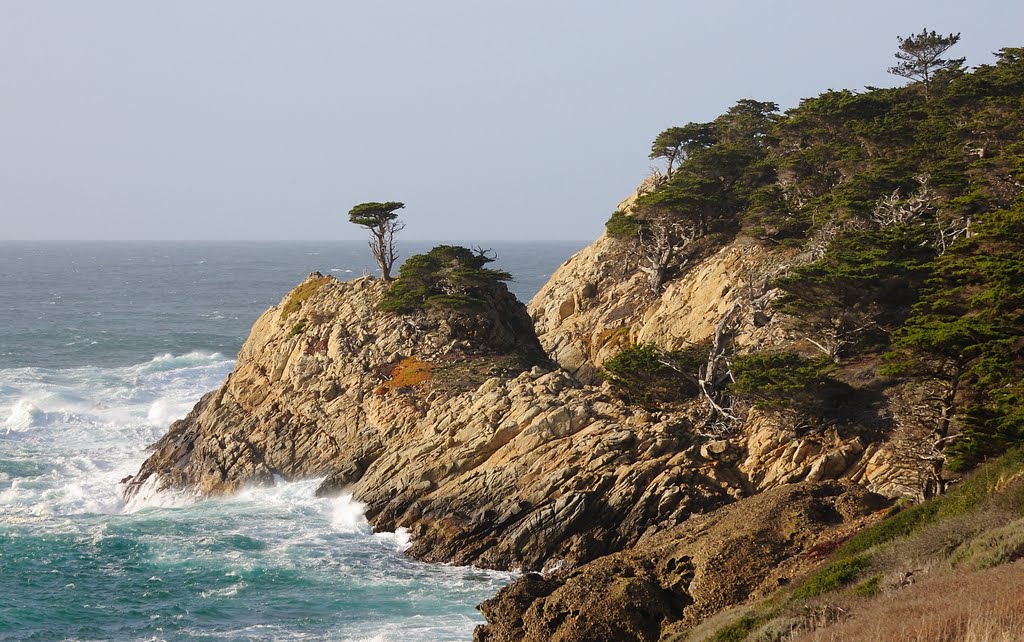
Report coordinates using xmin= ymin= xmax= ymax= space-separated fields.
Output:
xmin=712 ymin=614 xmax=760 ymax=642
xmin=379 ymin=245 xmax=512 ymax=313
xmin=605 ymin=209 xmax=643 ymax=240
xmin=602 ymin=342 xmax=708 ymax=407
xmin=852 ymin=575 xmax=882 ymax=597
xmin=840 ymin=502 xmax=940 ymax=557
xmin=951 ymin=518 xmax=1024 ymax=570
xmin=290 ymin=318 xmax=309 ymax=337
xmin=728 ymin=351 xmax=853 ymax=415
xmin=792 ymin=555 xmax=872 ymax=600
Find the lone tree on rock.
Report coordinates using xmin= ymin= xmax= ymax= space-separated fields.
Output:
xmin=348 ymin=201 xmax=405 ymax=281
xmin=888 ymin=29 xmax=964 ymax=100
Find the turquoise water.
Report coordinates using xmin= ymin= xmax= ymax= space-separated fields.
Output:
xmin=0 ymin=242 xmax=583 ymax=641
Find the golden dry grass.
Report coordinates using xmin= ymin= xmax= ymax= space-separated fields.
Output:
xmin=281 ymin=275 xmax=332 ymax=320
xmin=792 ymin=560 xmax=1024 ymax=642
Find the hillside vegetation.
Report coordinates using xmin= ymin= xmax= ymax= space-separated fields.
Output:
xmin=603 ymin=46 xmax=1024 ymax=486
xmin=685 ymin=449 xmax=1024 ymax=642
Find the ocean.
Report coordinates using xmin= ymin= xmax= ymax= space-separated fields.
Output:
xmin=0 ymin=240 xmax=585 ymax=642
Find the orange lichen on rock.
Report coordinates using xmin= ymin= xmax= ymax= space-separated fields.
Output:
xmin=376 ymin=357 xmax=433 ymax=394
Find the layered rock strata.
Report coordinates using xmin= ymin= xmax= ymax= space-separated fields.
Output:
xmin=125 ymin=220 xmax=941 ymax=638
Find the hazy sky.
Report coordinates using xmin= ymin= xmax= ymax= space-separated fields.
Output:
xmin=1 ymin=2 xmax=1022 ymax=241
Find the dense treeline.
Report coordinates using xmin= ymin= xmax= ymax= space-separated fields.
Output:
xmin=605 ymin=45 xmax=1024 ymax=473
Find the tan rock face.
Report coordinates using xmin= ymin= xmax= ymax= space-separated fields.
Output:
xmin=126 ymin=247 xmax=935 ymax=577
xmin=124 ymin=273 xmax=745 ymax=571
xmin=528 ymin=233 xmax=793 ymax=386
xmin=125 ymin=203 xmax=947 ymax=639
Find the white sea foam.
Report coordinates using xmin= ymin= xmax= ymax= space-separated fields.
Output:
xmin=330 ymin=492 xmax=373 ymax=534
xmin=3 ymin=397 xmax=40 ymax=432
xmin=122 ymin=474 xmax=198 ymax=514
xmin=0 ymin=352 xmax=233 ymax=517
xmin=1 ymin=349 xmax=514 ymax=640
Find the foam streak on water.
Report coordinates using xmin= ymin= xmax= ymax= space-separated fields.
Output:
xmin=0 ymin=352 xmax=512 ymax=641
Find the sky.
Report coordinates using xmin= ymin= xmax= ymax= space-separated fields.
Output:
xmin=1 ymin=1 xmax=1022 ymax=241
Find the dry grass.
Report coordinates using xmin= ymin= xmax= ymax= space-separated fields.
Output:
xmin=792 ymin=560 xmax=1024 ymax=642
xmin=281 ymin=275 xmax=332 ymax=320
xmin=950 ymin=517 xmax=1024 ymax=571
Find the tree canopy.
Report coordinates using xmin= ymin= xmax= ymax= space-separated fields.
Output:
xmin=888 ymin=29 xmax=964 ymax=99
xmin=379 ymin=245 xmax=512 ymax=313
xmin=347 ymin=201 xmax=406 ymax=281
xmin=603 ymin=42 xmax=1024 ymax=474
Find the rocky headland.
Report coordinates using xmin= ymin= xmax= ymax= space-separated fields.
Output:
xmin=123 ymin=207 xmax=930 ymax=640
xmin=124 ymin=47 xmax=1024 ymax=640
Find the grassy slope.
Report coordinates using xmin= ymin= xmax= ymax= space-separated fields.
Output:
xmin=687 ymin=450 xmax=1024 ymax=641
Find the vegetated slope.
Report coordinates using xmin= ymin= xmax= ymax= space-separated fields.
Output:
xmin=472 ymin=46 xmax=1024 ymax=641
xmin=530 ymin=47 xmax=1024 ymax=497
xmin=685 ymin=450 xmax=1024 ymax=642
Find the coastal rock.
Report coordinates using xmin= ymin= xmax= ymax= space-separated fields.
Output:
xmin=125 ymin=273 xmax=740 ymax=570
xmin=124 ymin=214 xmax=944 ymax=636
xmin=475 ymin=480 xmax=886 ymax=642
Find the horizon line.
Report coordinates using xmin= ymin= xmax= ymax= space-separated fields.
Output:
xmin=0 ymin=238 xmax=594 ymax=243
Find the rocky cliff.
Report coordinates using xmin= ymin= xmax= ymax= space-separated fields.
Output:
xmin=125 ymin=221 xmax=934 ymax=639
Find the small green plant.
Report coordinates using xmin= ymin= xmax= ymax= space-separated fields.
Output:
xmin=602 ymin=342 xmax=708 ymax=407
xmin=840 ymin=502 xmax=941 ymax=558
xmin=852 ymin=575 xmax=882 ymax=597
xmin=605 ymin=209 xmax=643 ymax=240
xmin=951 ymin=518 xmax=1024 ymax=570
xmin=712 ymin=614 xmax=760 ymax=642
xmin=792 ymin=555 xmax=872 ymax=600
xmin=290 ymin=318 xmax=309 ymax=337
xmin=728 ymin=351 xmax=856 ymax=417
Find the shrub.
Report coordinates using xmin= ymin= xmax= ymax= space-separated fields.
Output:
xmin=605 ymin=209 xmax=643 ymax=240
xmin=728 ymin=351 xmax=853 ymax=415
xmin=950 ymin=518 xmax=1024 ymax=570
xmin=290 ymin=318 xmax=309 ymax=337
xmin=602 ymin=342 xmax=708 ymax=407
xmin=379 ymin=245 xmax=512 ymax=313
xmin=792 ymin=555 xmax=872 ymax=600
xmin=713 ymin=615 xmax=760 ymax=642
xmin=840 ymin=502 xmax=940 ymax=557
xmin=852 ymin=575 xmax=882 ymax=597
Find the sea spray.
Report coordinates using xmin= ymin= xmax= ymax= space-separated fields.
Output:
xmin=1 ymin=351 xmax=513 ymax=641
xmin=0 ymin=242 xmax=580 ymax=640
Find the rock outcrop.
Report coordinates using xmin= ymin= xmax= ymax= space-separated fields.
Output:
xmin=475 ymin=480 xmax=886 ymax=642
xmin=125 ymin=274 xmax=733 ymax=570
xmin=125 ymin=208 xmax=944 ymax=639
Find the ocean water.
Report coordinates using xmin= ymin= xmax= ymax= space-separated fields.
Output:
xmin=0 ymin=241 xmax=585 ymax=642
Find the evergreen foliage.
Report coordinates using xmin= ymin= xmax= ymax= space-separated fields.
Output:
xmin=886 ymin=201 xmax=1024 ymax=470
xmin=604 ymin=209 xmax=643 ymax=240
xmin=608 ymin=43 xmax=1024 ymax=469
xmin=728 ymin=352 xmax=853 ymax=415
xmin=348 ymin=201 xmax=406 ymax=281
xmin=602 ymin=343 xmax=709 ymax=408
xmin=888 ymin=29 xmax=965 ymax=100
xmin=378 ymin=245 xmax=512 ymax=313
